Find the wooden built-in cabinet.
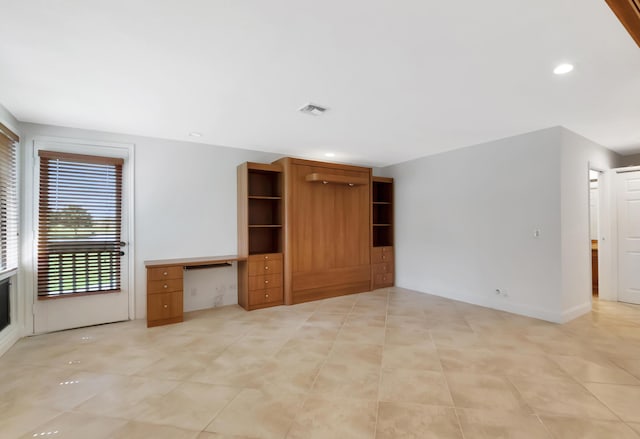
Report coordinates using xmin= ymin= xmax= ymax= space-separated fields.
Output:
xmin=371 ymin=177 xmax=394 ymax=289
xmin=145 ymin=255 xmax=245 ymax=327
xmin=236 ymin=158 xmax=394 ymax=309
xmin=237 ymin=163 xmax=284 ymax=310
xmin=146 ymin=266 xmax=184 ymax=327
xmin=275 ymin=157 xmax=372 ymax=304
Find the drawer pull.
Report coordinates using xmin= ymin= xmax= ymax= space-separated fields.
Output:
xmin=265 ymin=266 xmax=269 ymax=270
xmin=163 ymin=271 xmax=168 ymax=276
xmin=163 ymin=304 xmax=168 ymax=309
xmin=382 ymin=255 xmax=386 ymax=260
xmin=264 ymin=256 xmax=269 ymax=260
xmin=265 ymin=280 xmax=269 ymax=284
xmin=265 ymin=294 xmax=269 ymax=298
xmin=163 ymin=284 xmax=168 ymax=289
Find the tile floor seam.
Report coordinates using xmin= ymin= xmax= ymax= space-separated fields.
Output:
xmin=534 ymin=413 xmax=557 ymax=438
xmin=283 ymin=311 xmax=342 ymax=438
xmin=200 ymin=387 xmax=259 ymax=437
xmin=567 ymin=369 xmax=629 ymax=423
xmin=372 ymin=287 xmax=390 ymax=439
xmin=441 ymin=366 xmax=466 ymax=439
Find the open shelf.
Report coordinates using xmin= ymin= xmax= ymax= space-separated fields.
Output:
xmin=249 ymin=197 xmax=282 ymax=226
xmin=248 ymin=170 xmax=282 ymax=198
xmin=248 ymin=227 xmax=282 ymax=255
xmin=372 ymin=178 xmax=393 ymax=247
xmin=245 ymin=167 xmax=283 ymax=255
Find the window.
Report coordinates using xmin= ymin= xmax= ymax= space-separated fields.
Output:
xmin=0 ymin=123 xmax=18 ymax=275
xmin=38 ymin=151 xmax=123 ymax=298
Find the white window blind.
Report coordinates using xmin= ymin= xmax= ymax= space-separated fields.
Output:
xmin=38 ymin=151 xmax=124 ymax=298
xmin=0 ymin=123 xmax=19 ymax=275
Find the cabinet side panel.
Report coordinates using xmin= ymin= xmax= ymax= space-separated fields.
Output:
xmin=237 ymin=261 xmax=248 ymax=309
xmin=237 ymin=163 xmax=249 ymax=257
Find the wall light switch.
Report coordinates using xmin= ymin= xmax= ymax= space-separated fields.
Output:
xmin=533 ymin=229 xmax=541 ymax=238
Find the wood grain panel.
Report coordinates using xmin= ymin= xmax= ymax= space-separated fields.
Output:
xmin=248 ymin=253 xmax=283 ymax=262
xmin=248 ymin=287 xmax=284 ymax=306
xmin=372 ymin=262 xmax=394 ymax=274
xmin=147 ymin=266 xmax=183 ymax=281
xmin=372 ymin=247 xmax=394 ymax=264
xmin=292 ymin=265 xmax=371 ymax=291
xmin=276 ymin=158 xmax=371 ymax=303
xmin=292 ymin=282 xmax=371 ymax=304
xmin=249 ymin=273 xmax=283 ymax=290
xmin=147 ymin=278 xmax=183 ymax=294
xmin=606 ymin=0 xmax=640 ymax=48
xmin=248 ymin=259 xmax=283 ymax=275
xmin=147 ymin=291 xmax=183 ymax=326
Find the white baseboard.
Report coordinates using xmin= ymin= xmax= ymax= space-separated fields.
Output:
xmin=559 ymin=301 xmax=592 ymax=323
xmin=395 ymin=283 xmax=569 ymax=323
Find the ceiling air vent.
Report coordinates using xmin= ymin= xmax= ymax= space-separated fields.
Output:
xmin=298 ymin=103 xmax=328 ymax=116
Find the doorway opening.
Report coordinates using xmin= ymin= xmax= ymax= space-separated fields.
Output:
xmin=589 ymin=170 xmax=600 ymax=297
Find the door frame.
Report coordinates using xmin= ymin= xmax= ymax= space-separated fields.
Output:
xmin=598 ymin=165 xmax=640 ymax=303
xmin=26 ymin=136 xmax=135 ymax=334
xmin=611 ymin=166 xmax=640 ymax=304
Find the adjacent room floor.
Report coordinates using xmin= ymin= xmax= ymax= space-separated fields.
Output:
xmin=1 ymin=287 xmax=639 ymax=438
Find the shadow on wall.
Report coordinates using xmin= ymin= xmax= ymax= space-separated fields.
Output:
xmin=621 ymin=153 xmax=640 ymax=167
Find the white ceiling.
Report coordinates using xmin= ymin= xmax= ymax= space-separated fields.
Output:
xmin=1 ymin=0 xmax=639 ymax=167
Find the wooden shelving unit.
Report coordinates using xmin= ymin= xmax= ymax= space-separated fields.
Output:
xmin=371 ymin=177 xmax=394 ymax=289
xmin=237 ymin=163 xmax=284 ymax=310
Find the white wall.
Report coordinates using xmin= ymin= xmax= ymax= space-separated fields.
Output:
xmin=18 ymin=122 xmax=279 ymax=333
xmin=0 ymin=103 xmax=20 ymax=356
xmin=559 ymin=129 xmax=621 ymax=317
xmin=384 ymin=128 xmax=565 ymax=321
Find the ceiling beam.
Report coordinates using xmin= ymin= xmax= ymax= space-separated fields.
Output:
xmin=606 ymin=0 xmax=640 ymax=48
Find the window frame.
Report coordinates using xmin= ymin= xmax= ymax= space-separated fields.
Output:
xmin=0 ymin=122 xmax=19 ymax=280
xmin=37 ymin=150 xmax=124 ymax=299
xmin=31 ymin=137 xmax=135 ymax=315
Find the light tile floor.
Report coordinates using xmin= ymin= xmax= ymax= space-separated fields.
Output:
xmin=1 ymin=287 xmax=640 ymax=438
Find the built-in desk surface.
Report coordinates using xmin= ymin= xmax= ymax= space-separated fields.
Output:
xmin=145 ymin=255 xmax=246 ymax=327
xmin=145 ymin=254 xmax=246 ymax=268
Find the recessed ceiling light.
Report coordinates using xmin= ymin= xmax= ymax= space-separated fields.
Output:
xmin=325 ymin=152 xmax=336 ymax=157
xmin=553 ymin=63 xmax=574 ymax=75
xmin=189 ymin=132 xmax=202 ymax=137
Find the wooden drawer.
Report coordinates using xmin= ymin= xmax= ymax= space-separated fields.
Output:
xmin=373 ymin=272 xmax=394 ymax=288
xmin=147 ymin=266 xmax=183 ymax=281
xmin=372 ymin=262 xmax=394 ymax=274
xmin=249 ymin=258 xmax=283 ymax=276
xmin=372 ymin=246 xmax=394 ymax=264
xmin=147 ymin=291 xmax=183 ymax=322
xmin=148 ymin=278 xmax=183 ymax=294
xmin=248 ymin=253 xmax=283 ymax=263
xmin=249 ymin=273 xmax=283 ymax=291
xmin=249 ymin=287 xmax=283 ymax=306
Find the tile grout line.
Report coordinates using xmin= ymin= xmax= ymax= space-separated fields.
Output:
xmin=372 ymin=287 xmax=391 ymax=439
xmin=282 ymin=296 xmax=351 ymax=438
